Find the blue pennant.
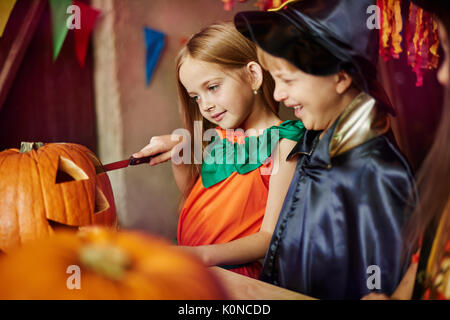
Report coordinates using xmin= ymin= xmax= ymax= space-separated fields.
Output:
xmin=144 ymin=27 xmax=166 ymax=86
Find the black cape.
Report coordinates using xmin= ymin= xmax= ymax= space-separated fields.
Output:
xmin=260 ymin=93 xmax=417 ymax=299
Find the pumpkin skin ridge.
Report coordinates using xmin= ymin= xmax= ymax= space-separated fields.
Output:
xmin=0 ymin=150 xmax=19 ymax=251
xmin=27 ymin=149 xmax=47 ymax=242
xmin=28 ymin=148 xmax=55 ymax=242
xmin=19 ymin=150 xmax=39 ymax=246
xmin=3 ymin=150 xmax=49 ymax=252
xmin=37 ymin=147 xmax=68 ymax=226
xmin=12 ymin=153 xmax=23 ymax=248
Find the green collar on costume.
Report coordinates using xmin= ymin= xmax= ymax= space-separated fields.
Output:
xmin=201 ymin=120 xmax=305 ymax=188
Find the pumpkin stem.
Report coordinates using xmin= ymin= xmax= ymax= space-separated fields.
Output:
xmin=19 ymin=142 xmax=44 ymax=153
xmin=79 ymin=244 xmax=131 ymax=281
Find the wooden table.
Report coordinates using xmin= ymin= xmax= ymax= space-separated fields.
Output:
xmin=209 ymin=267 xmax=315 ymax=300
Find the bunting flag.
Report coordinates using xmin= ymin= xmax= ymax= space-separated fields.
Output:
xmin=144 ymin=27 xmax=166 ymax=86
xmin=377 ymin=0 xmax=440 ymax=86
xmin=378 ymin=0 xmax=403 ymax=60
xmin=72 ymin=1 xmax=101 ymax=68
xmin=49 ymin=0 xmax=72 ymax=60
xmin=219 ymin=0 xmax=440 ymax=87
xmin=0 ymin=0 xmax=17 ymax=37
xmin=406 ymin=2 xmax=440 ymax=87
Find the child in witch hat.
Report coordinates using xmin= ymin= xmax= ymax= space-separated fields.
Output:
xmin=234 ymin=0 xmax=417 ymax=299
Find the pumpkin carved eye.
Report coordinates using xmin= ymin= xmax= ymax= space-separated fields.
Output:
xmin=56 ymin=156 xmax=89 ymax=184
xmin=94 ymin=187 xmax=110 ymax=214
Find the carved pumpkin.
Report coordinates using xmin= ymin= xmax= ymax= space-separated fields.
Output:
xmin=0 ymin=142 xmax=117 ymax=253
xmin=0 ymin=227 xmax=227 ymax=299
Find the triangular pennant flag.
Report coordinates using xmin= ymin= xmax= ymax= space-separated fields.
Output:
xmin=144 ymin=27 xmax=165 ymax=86
xmin=0 ymin=0 xmax=17 ymax=37
xmin=72 ymin=1 xmax=101 ymax=68
xmin=49 ymin=0 xmax=72 ymax=61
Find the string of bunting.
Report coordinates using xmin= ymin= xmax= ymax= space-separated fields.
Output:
xmin=405 ymin=2 xmax=440 ymax=87
xmin=378 ymin=0 xmax=440 ymax=87
xmin=48 ymin=1 xmax=165 ymax=85
xmin=0 ymin=0 xmax=166 ymax=87
xmin=49 ymin=0 xmax=101 ymax=67
xmin=221 ymin=0 xmax=441 ymax=87
xmin=2 ymin=0 xmax=440 ymax=87
xmin=0 ymin=0 xmax=102 ymax=67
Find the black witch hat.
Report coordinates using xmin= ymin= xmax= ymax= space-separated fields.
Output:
xmin=234 ymin=0 xmax=395 ymax=115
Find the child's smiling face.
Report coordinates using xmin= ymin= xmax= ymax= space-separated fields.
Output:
xmin=260 ymin=52 xmax=352 ymax=132
xmin=179 ymin=56 xmax=257 ymax=129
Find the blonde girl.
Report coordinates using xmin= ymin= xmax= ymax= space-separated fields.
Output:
xmin=133 ymin=22 xmax=304 ymax=278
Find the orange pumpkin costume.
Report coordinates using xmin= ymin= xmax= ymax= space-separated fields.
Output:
xmin=177 ymin=120 xmax=305 ymax=278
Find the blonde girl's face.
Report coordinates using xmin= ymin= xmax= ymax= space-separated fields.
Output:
xmin=178 ymin=56 xmax=256 ymax=129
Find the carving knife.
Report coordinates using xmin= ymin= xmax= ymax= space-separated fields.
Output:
xmin=102 ymin=153 xmax=162 ymax=172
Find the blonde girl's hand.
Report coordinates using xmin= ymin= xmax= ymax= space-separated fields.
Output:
xmin=132 ymin=134 xmax=183 ymax=166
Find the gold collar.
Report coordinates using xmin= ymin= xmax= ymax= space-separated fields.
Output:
xmin=329 ymin=92 xmax=391 ymax=158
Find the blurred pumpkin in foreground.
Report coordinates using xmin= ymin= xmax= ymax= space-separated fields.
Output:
xmin=0 ymin=227 xmax=227 ymax=299
xmin=0 ymin=142 xmax=117 ymax=253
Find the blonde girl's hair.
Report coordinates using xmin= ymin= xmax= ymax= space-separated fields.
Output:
xmin=175 ymin=22 xmax=278 ymax=198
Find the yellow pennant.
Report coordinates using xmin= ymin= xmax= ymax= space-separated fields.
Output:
xmin=0 ymin=0 xmax=17 ymax=37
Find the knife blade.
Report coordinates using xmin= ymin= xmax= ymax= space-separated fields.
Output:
xmin=102 ymin=153 xmax=162 ymax=172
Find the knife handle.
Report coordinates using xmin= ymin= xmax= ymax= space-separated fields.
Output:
xmin=129 ymin=153 xmax=163 ymax=166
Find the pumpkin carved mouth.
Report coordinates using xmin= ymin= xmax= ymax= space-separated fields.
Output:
xmin=47 ymin=220 xmax=80 ymax=232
